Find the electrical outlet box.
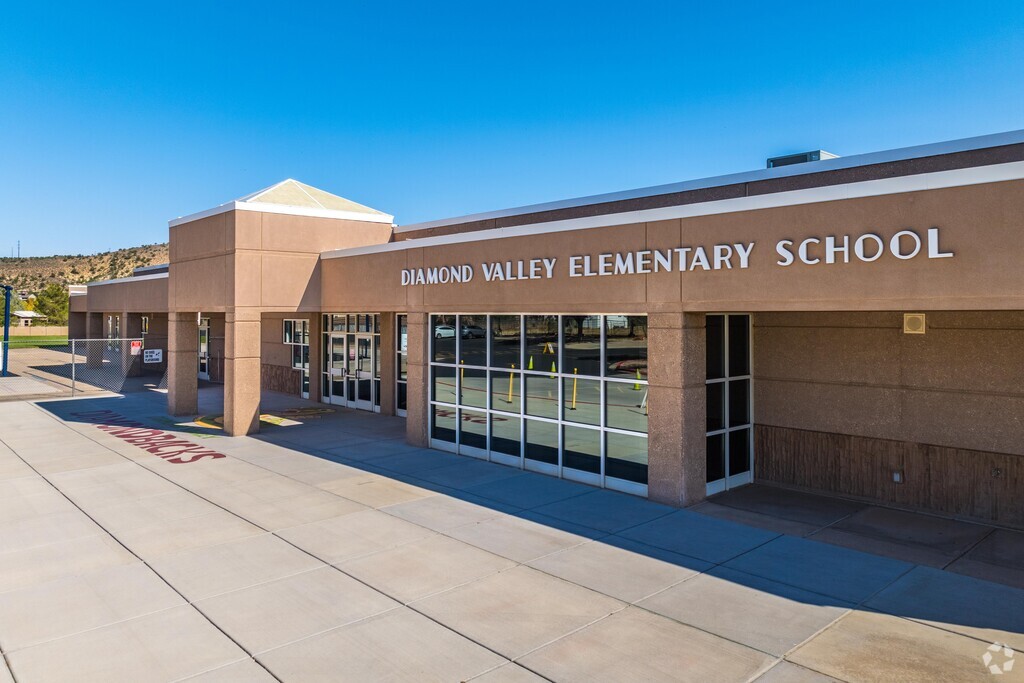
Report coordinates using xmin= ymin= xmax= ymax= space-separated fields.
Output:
xmin=893 ymin=471 xmax=903 ymax=483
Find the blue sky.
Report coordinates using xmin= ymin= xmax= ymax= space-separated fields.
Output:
xmin=1 ymin=1 xmax=1023 ymax=256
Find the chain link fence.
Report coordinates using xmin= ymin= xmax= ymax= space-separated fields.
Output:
xmin=0 ymin=338 xmax=162 ymax=400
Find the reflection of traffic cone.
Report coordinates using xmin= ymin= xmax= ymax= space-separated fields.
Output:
xmin=633 ymin=368 xmax=642 ymax=390
xmin=550 ymin=361 xmax=557 ymax=377
xmin=528 ymin=356 xmax=534 ymax=370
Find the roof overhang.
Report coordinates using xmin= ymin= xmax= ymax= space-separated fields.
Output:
xmin=169 ymin=200 xmax=395 ymax=228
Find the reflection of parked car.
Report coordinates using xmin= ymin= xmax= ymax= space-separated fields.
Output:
xmin=461 ymin=325 xmax=485 ymax=339
xmin=608 ymin=359 xmax=647 ymax=376
xmin=434 ymin=325 xmax=456 ymax=339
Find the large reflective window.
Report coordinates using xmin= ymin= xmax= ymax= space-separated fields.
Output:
xmin=524 ymin=419 xmax=558 ymax=465
xmin=432 ymin=315 xmax=457 ymax=363
xmin=491 ymin=370 xmax=521 ymax=413
xmin=431 ymin=365 xmax=457 ymax=404
xmin=459 ymin=369 xmax=487 ymax=409
xmin=525 ymin=374 xmax=558 ymax=419
xmin=561 ymin=315 xmax=601 ymax=377
xmin=605 ymin=381 xmax=648 ymax=433
xmin=728 ymin=315 xmax=750 ymax=376
xmin=706 ymin=315 xmax=725 ymax=380
xmin=563 ymin=426 xmax=600 ymax=473
xmin=606 ymin=432 xmax=648 ymax=483
xmin=459 ymin=314 xmax=488 ymax=366
xmin=606 ymin=316 xmax=647 ymax=379
xmin=525 ymin=316 xmax=559 ymax=375
xmin=706 ymin=433 xmax=725 ymax=482
xmin=562 ymin=376 xmax=600 ymax=426
xmin=490 ymin=315 xmax=521 ymax=370
xmin=460 ymin=410 xmax=488 ymax=451
xmin=432 ymin=406 xmax=456 ymax=444
xmin=490 ymin=414 xmax=521 ymax=457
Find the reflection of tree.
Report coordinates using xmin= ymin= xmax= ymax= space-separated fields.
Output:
xmin=626 ymin=316 xmax=646 ymax=339
xmin=567 ymin=316 xmax=588 ymax=343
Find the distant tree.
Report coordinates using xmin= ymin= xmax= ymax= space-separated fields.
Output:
xmin=34 ymin=283 xmax=68 ymax=325
xmin=2 ymin=289 xmax=25 ymax=313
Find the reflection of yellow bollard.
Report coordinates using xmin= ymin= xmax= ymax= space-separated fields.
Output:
xmin=633 ymin=368 xmax=642 ymax=391
xmin=543 ymin=342 xmax=554 ymax=354
xmin=570 ymin=368 xmax=578 ymax=410
xmin=507 ymin=364 xmax=516 ymax=403
xmin=528 ymin=356 xmax=534 ymax=370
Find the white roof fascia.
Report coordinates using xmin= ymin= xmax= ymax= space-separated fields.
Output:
xmin=88 ymin=273 xmax=169 ymax=287
xmin=168 ymin=200 xmax=394 ymax=228
xmin=322 ymin=159 xmax=1024 ymax=260
xmin=394 ymin=129 xmax=1024 ymax=234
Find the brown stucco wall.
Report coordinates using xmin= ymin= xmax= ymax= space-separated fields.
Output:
xmin=323 ymin=181 xmax=1024 ymax=315
xmin=86 ymin=276 xmax=168 ymax=313
xmin=753 ymin=310 xmax=1024 ymax=526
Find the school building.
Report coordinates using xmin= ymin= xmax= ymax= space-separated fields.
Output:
xmin=68 ymin=130 xmax=1024 ymax=527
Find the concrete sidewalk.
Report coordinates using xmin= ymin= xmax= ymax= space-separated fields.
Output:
xmin=0 ymin=392 xmax=1021 ymax=682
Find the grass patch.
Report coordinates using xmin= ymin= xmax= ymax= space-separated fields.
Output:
xmin=3 ymin=335 xmax=70 ymax=347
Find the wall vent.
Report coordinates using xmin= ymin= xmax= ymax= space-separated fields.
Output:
xmin=903 ymin=313 xmax=926 ymax=334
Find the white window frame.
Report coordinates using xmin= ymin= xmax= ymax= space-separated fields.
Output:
xmin=704 ymin=313 xmax=754 ymax=496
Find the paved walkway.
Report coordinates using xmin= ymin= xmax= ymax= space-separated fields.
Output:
xmin=0 ymin=390 xmax=1021 ymax=682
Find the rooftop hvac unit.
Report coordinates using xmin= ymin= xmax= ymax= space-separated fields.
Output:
xmin=767 ymin=150 xmax=839 ymax=168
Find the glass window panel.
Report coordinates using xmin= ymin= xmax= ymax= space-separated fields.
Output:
xmin=397 ymin=381 xmax=407 ymax=411
xmin=525 ymin=315 xmax=559 ymax=376
xmin=562 ymin=376 xmax=600 ymax=426
xmin=459 ymin=314 xmax=488 ymax=366
xmin=332 ymin=315 xmax=346 ymax=332
xmin=606 ymin=381 xmax=648 ymax=433
xmin=373 ymin=338 xmax=381 ymax=379
xmin=397 ymin=315 xmax=408 ymax=353
xmin=525 ymin=374 xmax=558 ymax=419
xmin=706 ymin=315 xmax=725 ymax=380
xmin=490 ymin=370 xmax=521 ymax=414
xmin=431 ymin=406 xmax=457 ymax=444
xmin=459 ymin=368 xmax=487 ymax=409
xmin=605 ymin=316 xmax=647 ymax=379
xmin=606 ymin=432 xmax=648 ymax=484
xmin=729 ymin=428 xmax=751 ymax=476
xmin=490 ymin=414 xmax=521 ymax=457
xmin=431 ymin=365 xmax=457 ymax=404
xmin=490 ymin=315 xmax=521 ymax=370
xmin=374 ymin=314 xmax=380 ymax=334
xmin=561 ymin=315 xmax=601 ymax=377
xmin=728 ymin=379 xmax=750 ymax=428
xmin=301 ymin=345 xmax=309 ymax=369
xmin=524 ymin=419 xmax=558 ymax=465
xmin=728 ymin=315 xmax=750 ymax=376
xmin=374 ymin=379 xmax=380 ymax=406
xmin=432 ymin=314 xmax=457 ymax=363
xmin=563 ymin=426 xmax=600 ymax=474
xmin=706 ymin=433 xmax=726 ymax=483
xmin=397 ymin=352 xmax=408 ymax=380
xmin=706 ymin=382 xmax=725 ymax=432
xmin=460 ymin=409 xmax=487 ymax=450
xmin=347 ymin=315 xmax=356 ymax=332
xmin=283 ymin=320 xmax=293 ymax=344
xmin=292 ymin=345 xmax=302 ymax=369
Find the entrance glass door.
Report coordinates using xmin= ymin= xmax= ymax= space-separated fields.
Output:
xmin=197 ymin=317 xmax=210 ymax=380
xmin=351 ymin=333 xmax=374 ymax=411
xmin=706 ymin=314 xmax=752 ymax=495
xmin=327 ymin=333 xmax=347 ymax=405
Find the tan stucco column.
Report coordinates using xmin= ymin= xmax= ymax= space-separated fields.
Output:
xmin=85 ymin=312 xmax=104 ymax=368
xmin=121 ymin=312 xmax=144 ymax=377
xmin=379 ymin=313 xmax=396 ymax=416
xmin=405 ymin=312 xmax=429 ymax=447
xmin=647 ymin=312 xmax=707 ymax=507
xmin=167 ymin=312 xmax=198 ymax=416
xmin=224 ymin=309 xmax=261 ymax=436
